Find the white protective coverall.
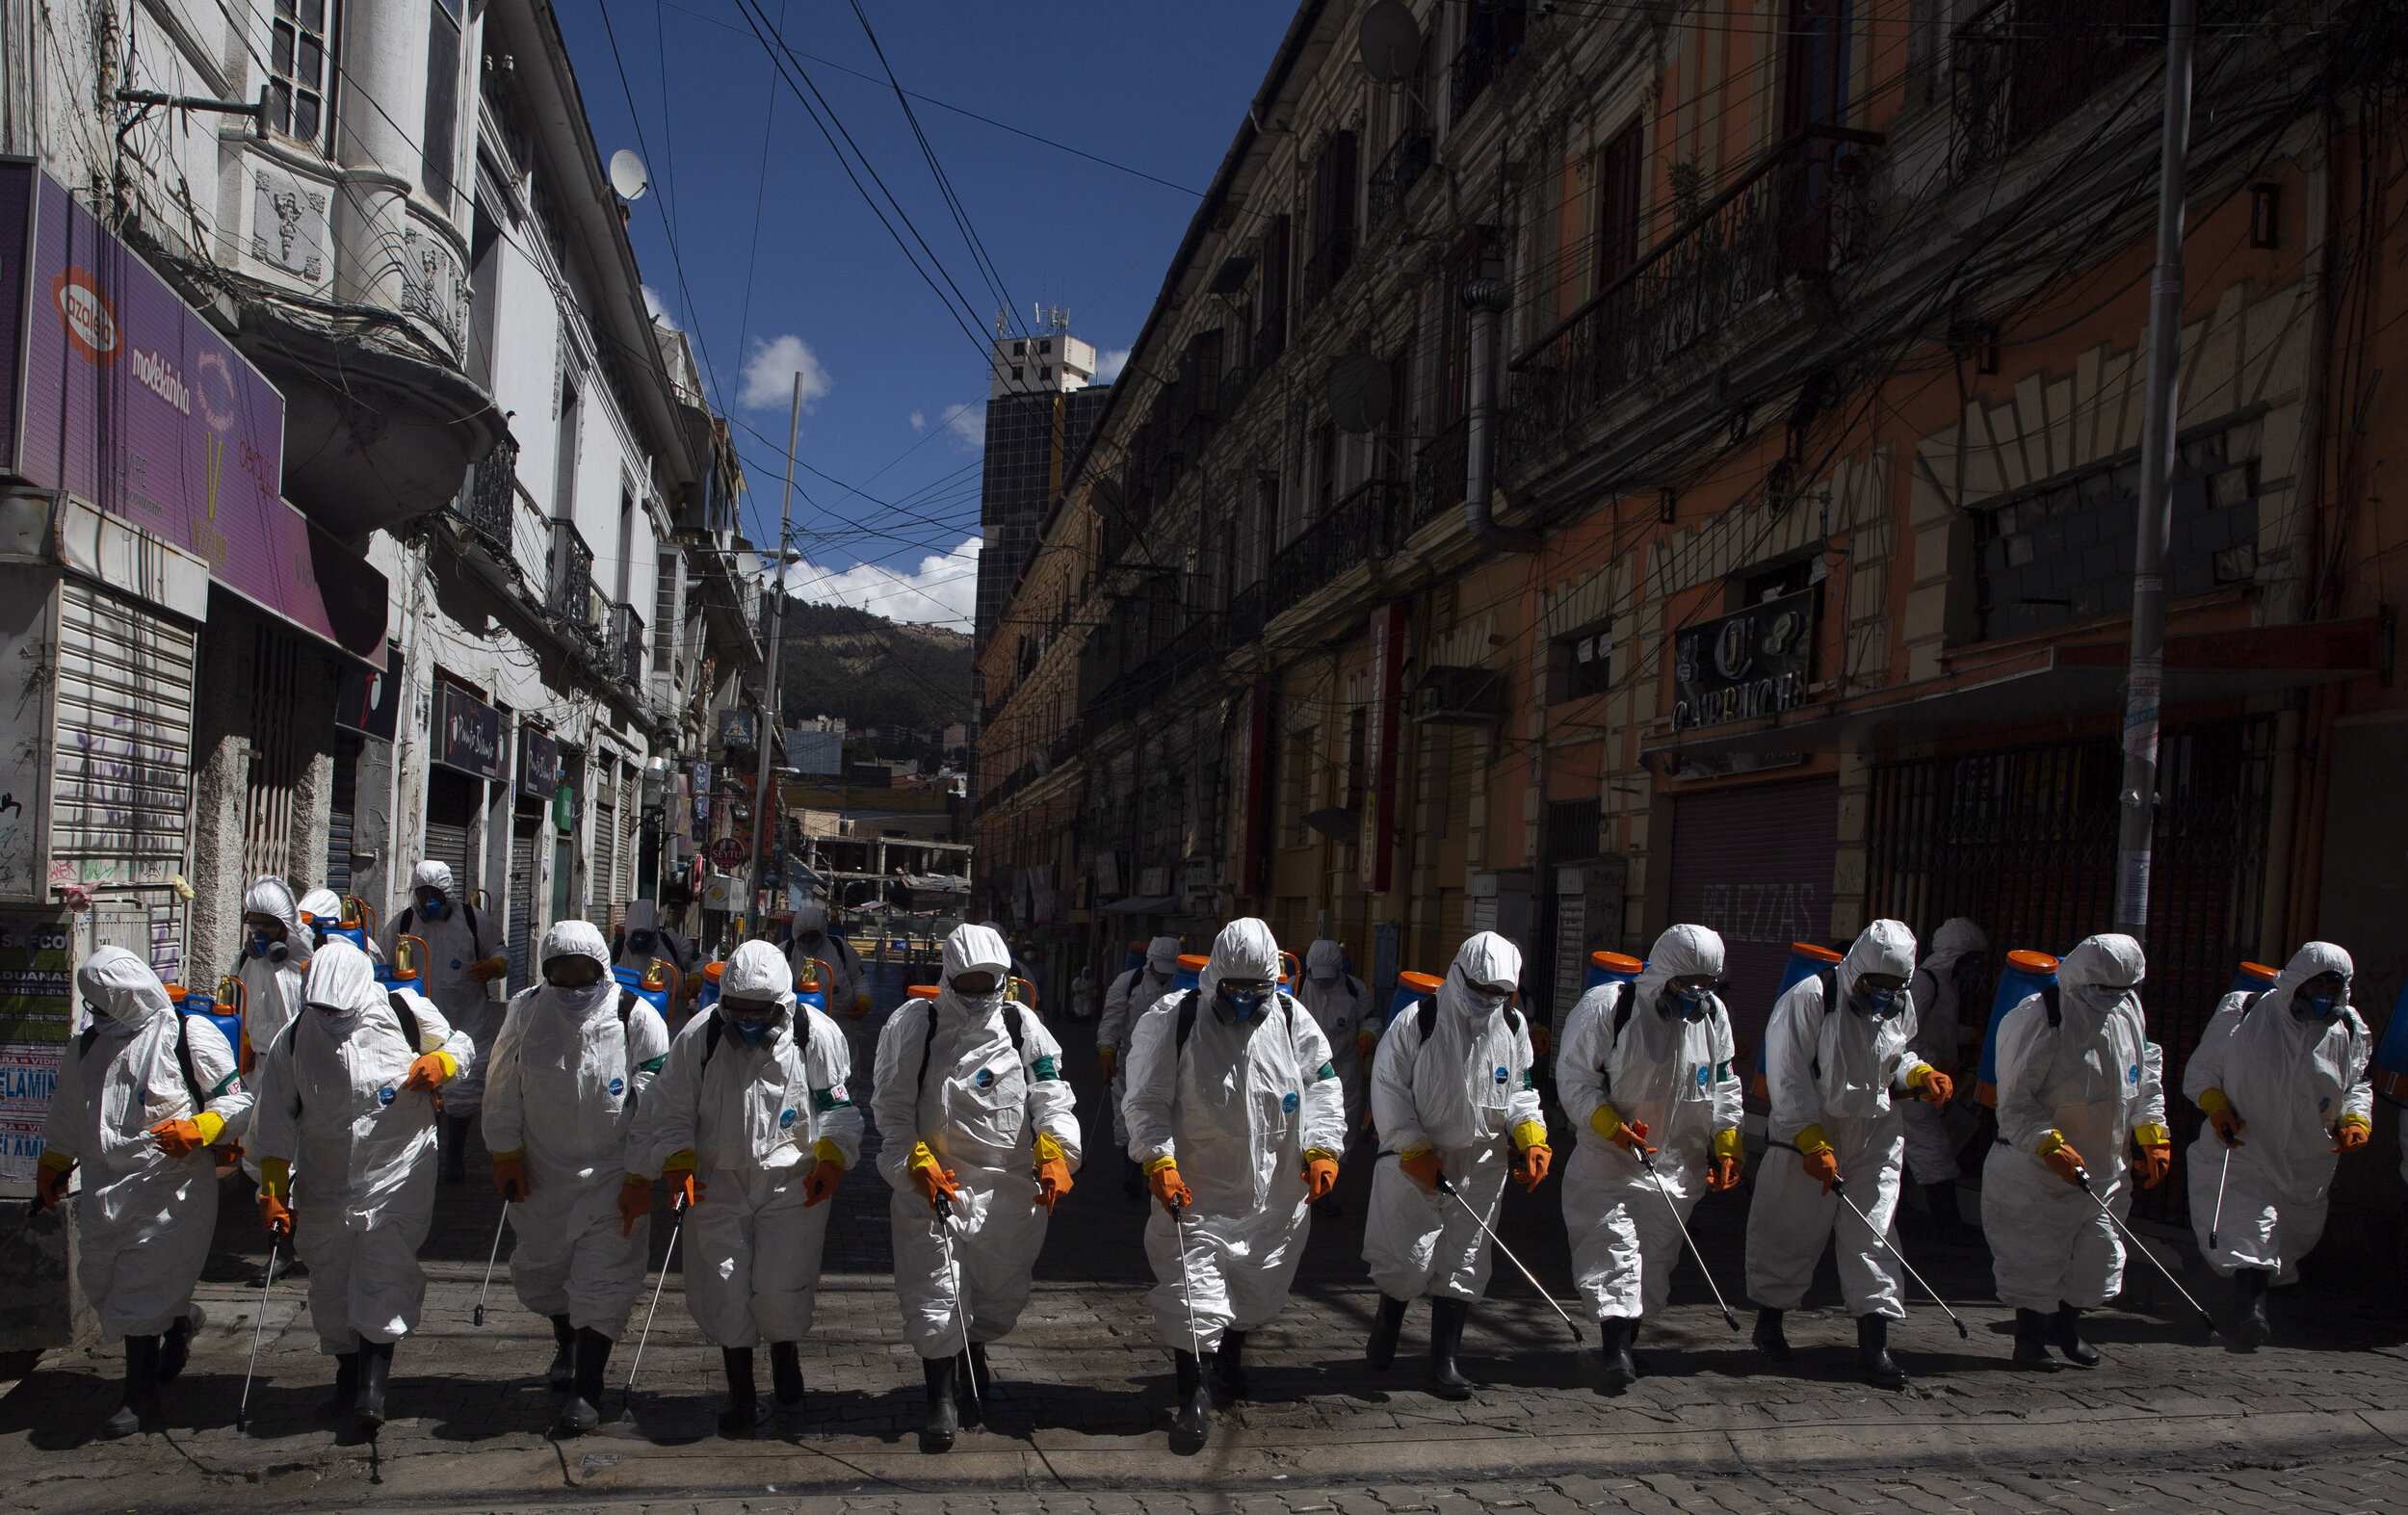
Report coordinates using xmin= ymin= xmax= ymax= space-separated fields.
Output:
xmin=245 ymin=941 xmax=471 ymax=1350
xmin=1298 ymin=939 xmax=1374 ymax=1137
xmin=1745 ymin=920 xmax=1929 ymax=1319
xmin=786 ymin=903 xmax=873 ymax=1091
xmin=1902 ymin=918 xmax=1985 ymax=1186
xmin=1557 ymin=926 xmax=1741 ymax=1321
xmin=1981 ymin=933 xmax=2168 ymax=1314
xmin=627 ymin=940 xmax=864 ymax=1347
xmin=2183 ymin=942 xmax=2371 ymax=1278
xmin=236 ymin=875 xmax=313 ymax=1060
xmin=40 ymin=948 xmax=252 ymax=1337
xmin=484 ymin=920 xmax=671 ymax=1339
xmin=1123 ymin=919 xmax=1344 ymax=1351
xmin=1363 ymin=933 xmax=1548 ymax=1302
xmin=617 ymin=899 xmax=699 ymax=977
xmin=1099 ymin=936 xmax=1181 ymax=1150
xmin=381 ymin=860 xmax=502 ymax=1117
xmin=873 ymin=924 xmax=1082 ymax=1356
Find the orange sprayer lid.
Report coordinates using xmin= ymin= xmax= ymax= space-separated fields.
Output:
xmin=165 ymin=983 xmax=188 ymax=1004
xmin=1398 ymin=970 xmax=1445 ymax=994
xmin=1177 ymin=954 xmax=1211 ymax=972
xmin=1591 ymin=952 xmax=1644 ymax=975
xmin=703 ymin=960 xmax=727 ymax=982
xmin=2006 ymin=949 xmax=2060 ymax=975
xmin=908 ymin=984 xmax=940 ymax=1000
xmin=1791 ymin=942 xmax=1845 ymax=964
xmin=2238 ymin=960 xmax=2280 ymax=983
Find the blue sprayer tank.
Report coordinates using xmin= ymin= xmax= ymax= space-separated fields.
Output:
xmin=1976 ymin=950 xmax=2062 ymax=1107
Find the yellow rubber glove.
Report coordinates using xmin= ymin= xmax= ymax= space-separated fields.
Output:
xmin=1146 ymin=1156 xmax=1192 ymax=1214
xmin=1399 ymin=1145 xmax=1444 ymax=1191
xmin=1906 ymin=1063 xmax=1954 ymax=1106
xmin=1033 ymin=1131 xmax=1073 ymax=1211
xmin=402 ymin=1050 xmax=458 ymax=1091
xmin=1795 ymin=1125 xmax=1839 ymax=1192
xmin=1096 ymin=1045 xmax=1116 ymax=1079
xmin=255 ymin=1155 xmax=292 ymax=1200
xmin=2198 ymin=1086 xmax=2245 ymax=1146
xmin=36 ymin=1150 xmax=72 ymax=1211
xmin=660 ymin=1149 xmax=703 ymax=1207
xmin=2335 ymin=1114 xmax=2371 ymax=1154
xmin=2035 ymin=1129 xmax=2086 ymax=1187
xmin=467 ymin=955 xmax=509 ymax=983
xmin=803 ymin=1139 xmax=845 ymax=1206
xmin=149 ymin=1110 xmax=225 ymax=1157
xmin=1302 ymin=1148 xmax=1340 ymax=1201
xmin=1709 ymin=1127 xmax=1743 ymax=1190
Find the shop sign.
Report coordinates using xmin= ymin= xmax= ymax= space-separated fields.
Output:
xmin=434 ymin=684 xmax=501 ymax=780
xmin=516 ymin=724 xmax=556 ymax=799
xmin=1671 ymin=587 xmax=1817 ymax=732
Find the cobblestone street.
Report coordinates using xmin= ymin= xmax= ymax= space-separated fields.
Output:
xmin=5 ymin=1038 xmax=2406 ymax=1514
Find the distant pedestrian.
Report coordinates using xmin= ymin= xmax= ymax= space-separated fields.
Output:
xmin=1904 ymin=918 xmax=1986 ymax=1234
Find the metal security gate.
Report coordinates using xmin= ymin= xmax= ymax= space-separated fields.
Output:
xmin=507 ymin=821 xmax=537 ymax=993
xmin=1667 ymin=776 xmax=1840 ymax=1053
xmin=423 ymin=768 xmax=479 ymax=885
xmin=51 ymin=579 xmax=198 ymax=895
xmin=243 ymin=624 xmax=301 ymax=882
xmin=326 ymin=729 xmax=360 ymax=896
xmin=1864 ymin=716 xmax=2276 ymax=1223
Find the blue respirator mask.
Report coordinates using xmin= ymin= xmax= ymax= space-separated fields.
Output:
xmin=418 ymin=896 xmax=450 ymax=921
xmin=2296 ymin=988 xmax=2345 ymax=1024
xmin=1850 ymin=984 xmax=1904 ymax=1020
xmin=248 ymin=930 xmax=275 ymax=959
xmin=1217 ymin=981 xmax=1271 ymax=1022
xmin=628 ymin=931 xmax=656 ymax=956
xmin=1666 ymin=985 xmax=1713 ymax=1022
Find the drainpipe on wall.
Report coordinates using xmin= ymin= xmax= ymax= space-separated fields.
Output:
xmin=1462 ymin=278 xmax=1541 ymax=553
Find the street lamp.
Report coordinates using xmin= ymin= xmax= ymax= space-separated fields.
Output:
xmin=748 ymin=368 xmax=809 ymax=930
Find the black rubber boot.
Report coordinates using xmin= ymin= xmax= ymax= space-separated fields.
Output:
xmin=1366 ymin=1294 xmax=1408 ymax=1371
xmin=443 ymin=1116 xmax=470 ymax=1183
xmin=1599 ymin=1317 xmax=1639 ymax=1395
xmin=920 ymin=1354 xmax=958 ymax=1451
xmin=2050 ymin=1303 xmax=2102 ymax=1368
xmin=1857 ymin=1314 xmax=1908 ymax=1390
xmin=2231 ymin=1268 xmax=2273 ymax=1350
xmin=328 ymin=1351 xmax=361 ymax=1413
xmin=547 ymin=1315 xmax=576 ymax=1391
xmin=1169 ymin=1349 xmax=1212 ymax=1450
xmin=956 ymin=1342 xmax=988 ymax=1426
xmin=770 ymin=1341 xmax=803 ymax=1405
xmin=158 ymin=1315 xmax=195 ymax=1385
xmin=357 ymin=1341 xmax=392 ymax=1430
xmin=100 ymin=1336 xmax=160 ymax=1439
xmin=719 ymin=1347 xmax=757 ymax=1438
xmin=2012 ymin=1308 xmax=2062 ymax=1371
xmin=1427 ymin=1298 xmax=1476 ymax=1399
xmin=1752 ymin=1307 xmax=1792 ymax=1362
xmin=556 ymin=1328 xmax=611 ymax=1435
xmin=1214 ymin=1329 xmax=1249 ymax=1399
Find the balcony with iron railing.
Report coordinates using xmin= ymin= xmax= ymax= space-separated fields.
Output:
xmin=1264 ymin=479 xmax=1410 ymax=612
xmin=547 ymin=519 xmax=598 ymax=633
xmin=607 ymin=601 xmax=646 ymax=687
xmin=1411 ymin=419 xmax=1468 ymax=539
xmin=1950 ymin=0 xmax=2163 ymax=182
xmin=1301 ymin=227 xmax=1356 ymax=308
xmin=1504 ymin=129 xmax=1881 ymax=465
xmin=1369 ymin=127 xmax=1434 ymax=229
xmin=460 ymin=438 xmax=517 ymax=559
xmin=1451 ymin=1 xmax=1529 ymax=123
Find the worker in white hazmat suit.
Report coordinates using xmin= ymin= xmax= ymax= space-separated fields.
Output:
xmin=381 ymin=860 xmax=507 ymax=1181
xmin=873 ymin=923 xmax=1081 ymax=1451
xmin=625 ymin=938 xmax=862 ymax=1437
xmin=1746 ymin=919 xmax=1947 ymax=1389
xmin=1903 ymin=918 xmax=1986 ymax=1236
xmin=1298 ymin=939 xmax=1374 ymax=1159
xmin=36 ymin=948 xmax=251 ymax=1437
xmin=298 ymin=887 xmax=381 ymax=961
xmin=1556 ymin=925 xmax=1741 ymax=1394
xmin=236 ymin=875 xmax=313 ymax=1064
xmin=1099 ymin=935 xmax=1181 ymax=1197
xmin=1123 ymin=918 xmax=1344 ymax=1450
xmin=2183 ymin=941 xmax=2369 ymax=1350
xmin=784 ymin=901 xmax=872 ymax=1078
xmin=1982 ymin=932 xmax=2170 ymax=1371
xmin=482 ymin=919 xmax=670 ymax=1434
xmin=615 ymin=898 xmax=698 ymax=977
xmin=244 ymin=940 xmax=471 ymax=1430
xmin=1361 ymin=931 xmax=1551 ymax=1399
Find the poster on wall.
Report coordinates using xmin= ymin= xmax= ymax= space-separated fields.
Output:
xmin=0 ymin=911 xmax=75 ymax=1196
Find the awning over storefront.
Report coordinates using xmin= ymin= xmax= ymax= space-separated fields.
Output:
xmin=1641 ymin=618 xmax=2382 ymax=760
xmin=1099 ymin=895 xmax=1178 ymax=914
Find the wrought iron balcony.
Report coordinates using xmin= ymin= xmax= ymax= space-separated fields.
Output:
xmin=547 ymin=518 xmax=597 ymax=630
xmin=1301 ymin=227 xmax=1355 ymax=308
xmin=1950 ymin=0 xmax=2161 ymax=181
xmin=458 ymin=438 xmax=517 ymax=559
xmin=1450 ymin=1 xmax=1528 ymax=122
xmin=1369 ymin=128 xmax=1433 ymax=229
xmin=607 ymin=601 xmax=646 ymax=687
xmin=1504 ymin=129 xmax=1880 ymax=462
xmin=1412 ymin=419 xmax=1468 ymax=538
xmin=1264 ymin=480 xmax=1409 ymax=611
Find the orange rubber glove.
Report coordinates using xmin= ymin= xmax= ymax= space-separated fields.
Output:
xmin=1034 ymin=1157 xmax=1074 ymax=1211
xmin=1710 ymin=1154 xmax=1742 ymax=1191
xmin=1915 ymin=1068 xmax=1956 ymax=1107
xmin=1096 ymin=1046 xmax=1116 ymax=1079
xmin=2335 ymin=1118 xmax=2371 ymax=1155
xmin=1148 ymin=1162 xmax=1192 ymax=1215
xmin=401 ymin=1051 xmax=455 ymax=1092
xmin=2042 ymin=1139 xmax=2086 ymax=1188
xmin=1399 ymin=1148 xmax=1444 ymax=1191
xmin=616 ymin=1176 xmax=653 ymax=1236
xmin=149 ymin=1116 xmax=214 ymax=1158
xmin=467 ymin=955 xmax=508 ymax=983
xmin=1514 ymin=1143 xmax=1551 ymax=1191
xmin=2133 ymin=1142 xmax=2172 ymax=1188
xmin=913 ymin=1159 xmax=961 ymax=1211
xmin=1529 ymin=1023 xmax=1551 ymax=1061
xmin=2207 ymin=1108 xmax=2245 ymax=1146
xmin=1612 ymin=1118 xmax=1654 ymax=1159
xmin=661 ymin=1153 xmax=704 ymax=1209
xmin=803 ymin=1155 xmax=844 ymax=1208
xmin=36 ymin=1158 xmax=72 ymax=1212
xmin=1801 ymin=1145 xmax=1842 ymax=1193
xmin=492 ymin=1152 xmax=530 ymax=1202
xmin=258 ymin=1191 xmax=293 ymax=1235
xmin=1302 ymin=1154 xmax=1339 ymax=1202
xmin=1356 ymin=1028 xmax=1377 ymax=1061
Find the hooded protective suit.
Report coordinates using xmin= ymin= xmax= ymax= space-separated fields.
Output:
xmin=873 ymin=924 xmax=1082 ymax=1356
xmin=1902 ymin=918 xmax=1986 ymax=1186
xmin=1745 ymin=920 xmax=1928 ymax=1319
xmin=615 ymin=899 xmax=698 ymax=977
xmin=785 ymin=902 xmax=873 ymax=1092
xmin=1099 ymin=936 xmax=1181 ymax=1150
xmin=2183 ymin=942 xmax=2369 ymax=1278
xmin=1298 ymin=939 xmax=1374 ymax=1138
xmin=484 ymin=921 xmax=671 ymax=1339
xmin=1981 ymin=933 xmax=2167 ymax=1314
xmin=382 ymin=860 xmax=503 ymax=1116
xmin=245 ymin=941 xmax=471 ymax=1350
xmin=627 ymin=939 xmax=863 ymax=1347
xmin=237 ymin=876 xmax=312 ymax=1059
xmin=1557 ymin=926 xmax=1741 ymax=1320
xmin=1363 ymin=933 xmax=1548 ymax=1302
xmin=38 ymin=949 xmax=251 ymax=1337
xmin=1122 ymin=919 xmax=1344 ymax=1350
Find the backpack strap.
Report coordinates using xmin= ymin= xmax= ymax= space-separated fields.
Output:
xmin=1609 ymin=980 xmax=1636 ymax=1042
xmin=2041 ymin=981 xmax=2062 ymax=1029
xmin=395 ymin=906 xmax=413 ymax=938
xmin=465 ymin=903 xmax=484 ymax=960
xmin=388 ymin=991 xmax=424 ymax=1054
xmin=1416 ymin=997 xmax=1436 ymax=1041
xmin=1005 ymin=1004 xmax=1026 ymax=1057
xmin=617 ymin=987 xmax=641 ymax=1025
xmin=916 ymin=1000 xmax=941 ymax=1098
xmin=284 ymin=1013 xmax=308 ymax=1119
xmin=1174 ymin=987 xmax=1201 ymax=1057
xmin=173 ymin=1017 xmax=206 ymax=1110
xmin=701 ymin=1014 xmax=723 ymax=1073
xmin=76 ymin=1025 xmax=101 ymax=1059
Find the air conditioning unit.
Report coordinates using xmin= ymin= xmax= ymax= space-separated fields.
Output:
xmin=1414 ymin=665 xmax=1506 ymax=724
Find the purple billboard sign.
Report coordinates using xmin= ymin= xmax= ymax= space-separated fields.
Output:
xmin=0 ymin=161 xmax=384 ymax=663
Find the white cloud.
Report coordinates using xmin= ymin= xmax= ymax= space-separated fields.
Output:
xmin=939 ymin=400 xmax=985 ymax=449
xmin=642 ymin=284 xmax=677 ymax=328
xmin=908 ymin=410 xmax=927 ymax=431
xmin=786 ymin=536 xmax=980 ymax=628
xmin=1093 ymin=348 xmax=1130 ymax=382
xmin=739 ymin=333 xmax=831 ymax=412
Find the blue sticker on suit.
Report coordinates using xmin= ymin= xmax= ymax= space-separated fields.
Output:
xmin=609 ymin=1078 xmax=624 ymax=1097
xmin=377 ymin=1087 xmax=395 ymax=1107
xmin=779 ymin=1108 xmax=798 ymax=1129
xmin=1281 ymin=1091 xmax=1298 ymax=1113
xmin=975 ymin=1068 xmax=995 ymax=1089
xmin=1494 ymin=1065 xmax=1509 ymax=1084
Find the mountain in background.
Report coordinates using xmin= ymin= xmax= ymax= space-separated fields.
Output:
xmin=776 ymin=599 xmax=972 ymax=751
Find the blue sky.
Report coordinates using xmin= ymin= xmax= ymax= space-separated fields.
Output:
xmin=559 ymin=0 xmax=1296 ymax=627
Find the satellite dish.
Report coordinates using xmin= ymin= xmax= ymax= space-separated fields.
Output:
xmin=1326 ymin=353 xmax=1392 ymax=434
xmin=609 ymin=149 xmax=649 ymax=201
xmin=1357 ymin=1 xmax=1421 ymax=86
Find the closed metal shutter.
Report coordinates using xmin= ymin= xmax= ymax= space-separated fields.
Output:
xmin=592 ymin=794 xmax=616 ymax=922
xmin=1666 ymin=776 xmax=1839 ymax=1053
xmin=51 ymin=579 xmax=197 ymax=892
xmin=242 ymin=624 xmax=301 ymax=882
xmin=423 ymin=767 xmax=479 ymax=885
xmin=326 ymin=729 xmax=360 ymax=895
xmin=507 ymin=821 xmax=537 ymax=992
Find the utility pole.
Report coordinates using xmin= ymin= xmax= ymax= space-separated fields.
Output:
xmin=748 ymin=371 xmax=801 ymax=932
xmin=2115 ymin=0 xmax=2197 ymax=938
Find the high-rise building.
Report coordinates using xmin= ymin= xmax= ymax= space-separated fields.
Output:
xmin=976 ymin=311 xmax=1110 ymax=653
